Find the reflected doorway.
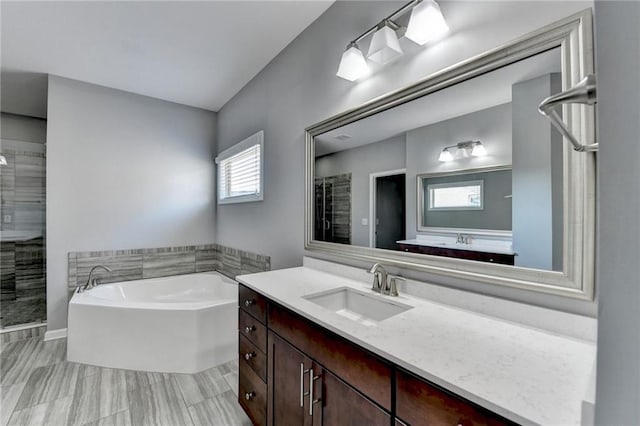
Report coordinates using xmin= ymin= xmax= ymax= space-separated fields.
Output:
xmin=370 ymin=170 xmax=406 ymax=250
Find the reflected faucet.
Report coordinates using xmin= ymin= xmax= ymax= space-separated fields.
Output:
xmin=368 ymin=263 xmax=387 ymax=293
xmin=79 ymin=265 xmax=113 ymax=292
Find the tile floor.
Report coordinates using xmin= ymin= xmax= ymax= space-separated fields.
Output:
xmin=0 ymin=336 xmax=251 ymax=426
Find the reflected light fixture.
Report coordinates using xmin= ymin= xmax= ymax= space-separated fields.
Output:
xmin=439 ymin=141 xmax=486 ymax=162
xmin=336 ymin=42 xmax=369 ymax=81
xmin=0 ymin=155 xmax=7 ymax=166
xmin=367 ymin=21 xmax=403 ymax=64
xmin=336 ymin=0 xmax=449 ymax=81
xmin=405 ymin=0 xmax=449 ymax=45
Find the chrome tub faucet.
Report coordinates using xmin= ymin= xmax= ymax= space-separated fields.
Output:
xmin=78 ymin=265 xmax=113 ymax=292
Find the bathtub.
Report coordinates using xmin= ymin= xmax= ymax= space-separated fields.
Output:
xmin=67 ymin=272 xmax=238 ymax=374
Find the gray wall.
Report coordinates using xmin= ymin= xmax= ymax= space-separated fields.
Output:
xmin=512 ymin=74 xmax=562 ymax=270
xmin=406 ymin=103 xmax=512 ymax=236
xmin=46 ymin=76 xmax=217 ymax=330
xmin=215 ymin=1 xmax=596 ymax=315
xmin=594 ymin=1 xmax=640 ymax=423
xmin=421 ymin=170 xmax=512 ymax=231
xmin=1 ymin=112 xmax=47 ymax=143
xmin=315 ymin=135 xmax=406 ymax=247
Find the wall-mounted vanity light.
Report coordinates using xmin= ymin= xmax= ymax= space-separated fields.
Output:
xmin=336 ymin=0 xmax=449 ymax=81
xmin=438 ymin=141 xmax=487 ymax=162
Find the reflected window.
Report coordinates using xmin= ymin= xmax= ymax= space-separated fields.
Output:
xmin=428 ymin=180 xmax=483 ymax=211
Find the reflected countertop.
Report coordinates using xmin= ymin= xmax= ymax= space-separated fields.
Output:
xmin=397 ymin=238 xmax=516 ymax=255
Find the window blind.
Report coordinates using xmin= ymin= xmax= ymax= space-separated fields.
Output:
xmin=217 ymin=132 xmax=263 ymax=204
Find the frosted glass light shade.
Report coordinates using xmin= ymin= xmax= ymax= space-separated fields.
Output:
xmin=0 ymin=155 xmax=7 ymax=166
xmin=336 ymin=44 xmax=369 ymax=81
xmin=367 ymin=24 xmax=403 ymax=64
xmin=438 ymin=148 xmax=453 ymax=162
xmin=405 ymin=0 xmax=449 ymax=45
xmin=471 ymin=142 xmax=487 ymax=157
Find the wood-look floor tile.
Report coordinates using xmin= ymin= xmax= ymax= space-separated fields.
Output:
xmin=1 ymin=382 xmax=26 ymax=426
xmin=222 ymin=371 xmax=238 ymax=398
xmin=67 ymin=368 xmax=128 ymax=426
xmin=129 ymin=377 xmax=194 ymax=426
xmin=217 ymin=360 xmax=238 ymax=376
xmin=81 ymin=409 xmax=132 ymax=426
xmin=1 ymin=339 xmax=67 ymax=386
xmin=188 ymin=391 xmax=251 ymax=426
xmin=174 ymin=367 xmax=231 ymax=407
xmin=7 ymin=395 xmax=73 ymax=426
xmin=14 ymin=362 xmax=80 ymax=410
xmin=124 ymin=370 xmax=170 ymax=392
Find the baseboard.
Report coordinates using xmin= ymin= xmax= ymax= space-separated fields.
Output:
xmin=44 ymin=328 xmax=67 ymax=341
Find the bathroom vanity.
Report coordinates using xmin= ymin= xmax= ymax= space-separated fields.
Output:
xmin=236 ymin=260 xmax=596 ymax=425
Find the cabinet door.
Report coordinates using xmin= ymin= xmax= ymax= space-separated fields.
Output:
xmin=319 ymin=368 xmax=390 ymax=426
xmin=268 ymin=332 xmax=313 ymax=426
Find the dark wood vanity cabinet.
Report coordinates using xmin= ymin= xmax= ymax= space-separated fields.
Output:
xmin=238 ymin=284 xmax=516 ymax=426
xmin=398 ymin=243 xmax=515 ymax=266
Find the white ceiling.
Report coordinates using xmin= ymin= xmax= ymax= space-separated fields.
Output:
xmin=316 ymin=47 xmax=561 ymax=156
xmin=0 ymin=1 xmax=333 ymax=115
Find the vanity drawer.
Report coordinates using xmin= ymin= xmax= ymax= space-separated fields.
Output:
xmin=239 ymin=334 xmax=267 ymax=382
xmin=239 ymin=359 xmax=267 ymax=426
xmin=239 ymin=284 xmax=267 ymax=324
xmin=396 ymin=369 xmax=516 ymax=426
xmin=239 ymin=308 xmax=267 ymax=353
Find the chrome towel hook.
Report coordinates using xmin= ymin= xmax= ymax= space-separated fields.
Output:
xmin=538 ymin=74 xmax=598 ymax=152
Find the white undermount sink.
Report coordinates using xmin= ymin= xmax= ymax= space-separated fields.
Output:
xmin=303 ymin=287 xmax=413 ymax=324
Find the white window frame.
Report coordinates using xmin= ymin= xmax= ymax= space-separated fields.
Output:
xmin=215 ymin=130 xmax=264 ymax=205
xmin=427 ymin=179 xmax=484 ymax=211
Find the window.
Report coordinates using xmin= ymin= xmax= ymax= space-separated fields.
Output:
xmin=427 ymin=180 xmax=483 ymax=211
xmin=215 ymin=131 xmax=264 ymax=204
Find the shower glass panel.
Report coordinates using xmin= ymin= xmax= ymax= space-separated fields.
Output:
xmin=314 ymin=174 xmax=351 ymax=245
xmin=0 ymin=114 xmax=47 ymax=329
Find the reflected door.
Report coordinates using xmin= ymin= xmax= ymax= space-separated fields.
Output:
xmin=375 ymin=174 xmax=406 ymax=250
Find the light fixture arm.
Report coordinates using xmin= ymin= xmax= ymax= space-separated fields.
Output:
xmin=348 ymin=0 xmax=421 ymax=46
xmin=538 ymin=74 xmax=598 ymax=152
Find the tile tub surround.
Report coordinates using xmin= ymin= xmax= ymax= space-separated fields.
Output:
xmin=67 ymin=244 xmax=270 ymax=289
xmin=0 ymin=336 xmax=250 ymax=426
xmin=237 ymin=265 xmax=596 ymax=425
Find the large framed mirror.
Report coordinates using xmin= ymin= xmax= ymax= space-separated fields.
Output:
xmin=305 ymin=10 xmax=595 ymax=300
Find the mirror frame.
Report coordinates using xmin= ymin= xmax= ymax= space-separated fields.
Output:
xmin=305 ymin=9 xmax=595 ymax=300
xmin=416 ymin=165 xmax=513 ymax=237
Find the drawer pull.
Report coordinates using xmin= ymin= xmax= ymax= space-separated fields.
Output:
xmin=244 ymin=299 xmax=255 ymax=307
xmin=300 ymin=363 xmax=310 ymax=407
xmin=245 ymin=391 xmax=256 ymax=401
xmin=309 ymin=369 xmax=321 ymax=416
xmin=244 ymin=351 xmax=255 ymax=361
xmin=244 ymin=325 xmax=255 ymax=334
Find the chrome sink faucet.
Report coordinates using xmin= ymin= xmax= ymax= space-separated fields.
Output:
xmin=79 ymin=265 xmax=113 ymax=292
xmin=368 ymin=263 xmax=401 ymax=297
xmin=368 ymin=263 xmax=387 ymax=293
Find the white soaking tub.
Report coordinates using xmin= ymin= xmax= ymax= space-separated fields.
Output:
xmin=67 ymin=272 xmax=237 ymax=374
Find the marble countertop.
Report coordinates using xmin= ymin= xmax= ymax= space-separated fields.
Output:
xmin=397 ymin=238 xmax=516 ymax=255
xmin=237 ymin=266 xmax=595 ymax=425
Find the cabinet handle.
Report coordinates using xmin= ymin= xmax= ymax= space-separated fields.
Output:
xmin=244 ymin=351 xmax=255 ymax=361
xmin=244 ymin=325 xmax=255 ymax=334
xmin=300 ymin=363 xmax=310 ymax=407
xmin=309 ymin=369 xmax=321 ymax=416
xmin=245 ymin=391 xmax=256 ymax=401
xmin=244 ymin=299 xmax=255 ymax=307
